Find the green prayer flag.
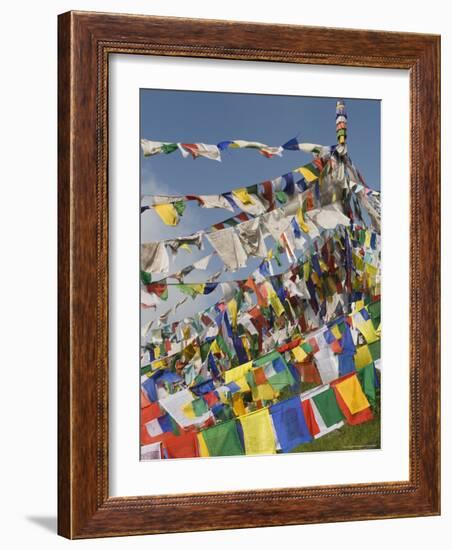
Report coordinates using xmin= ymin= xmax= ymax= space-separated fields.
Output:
xmin=173 ymin=200 xmax=186 ymax=216
xmin=192 ymin=397 xmax=209 ymax=417
xmin=312 ymin=388 xmax=344 ymax=427
xmin=301 ymin=342 xmax=313 ymax=354
xmin=246 ymin=370 xmax=256 ymax=388
xmin=201 ymin=420 xmax=244 ymax=456
xmin=216 ymin=335 xmax=234 ymax=359
xmin=169 ymin=415 xmax=180 ymax=435
xmin=368 ymin=301 xmax=381 ymax=329
xmin=161 ymin=143 xmax=178 ymax=154
xmin=177 ymin=284 xmax=197 ymax=298
xmin=368 ymin=340 xmax=381 ymax=361
xmin=140 ymin=270 xmax=152 ymax=285
xmin=254 ymin=350 xmax=281 ymax=367
xmin=357 ymin=363 xmax=376 ymax=406
xmin=140 ymin=364 xmax=152 ymax=376
xmin=200 ymin=342 xmax=211 ymax=362
xmin=214 ymin=404 xmax=234 ymax=422
xmin=275 ymin=190 xmax=288 ymax=204
xmin=267 ymin=367 xmax=295 ymax=392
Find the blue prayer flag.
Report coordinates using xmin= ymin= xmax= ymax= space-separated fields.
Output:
xmin=158 ymin=413 xmax=174 ymax=433
xmin=338 ymin=354 xmax=356 ymax=376
xmin=281 ymin=137 xmax=300 ymax=150
xmin=270 ymin=396 xmax=312 ymax=452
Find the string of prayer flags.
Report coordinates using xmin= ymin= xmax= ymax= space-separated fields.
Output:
xmin=179 ymin=142 xmax=222 ymax=161
xmin=336 ymin=100 xmax=347 ymax=144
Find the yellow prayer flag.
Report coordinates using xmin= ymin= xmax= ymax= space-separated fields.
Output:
xmin=319 ymin=259 xmax=328 ymax=271
xmin=292 ymin=345 xmax=308 ymax=362
xmin=235 ymin=376 xmax=251 ymax=393
xmin=354 ymin=299 xmax=365 ymax=311
xmin=331 ymin=325 xmax=342 ymax=340
xmin=224 ymin=361 xmax=253 ymax=384
xmin=354 ymin=344 xmax=373 ymax=369
xmin=191 ymin=283 xmax=205 ymax=295
xmin=336 ymin=374 xmax=370 ymax=414
xmin=364 ymin=230 xmax=371 ymax=248
xmin=252 ymin=383 xmax=277 ymax=402
xmin=241 ymin=336 xmax=251 ymax=359
xmin=356 ymin=319 xmax=379 ymax=344
xmin=151 ymin=358 xmax=166 ymax=371
xmin=296 ymin=207 xmax=310 ymax=233
xmin=227 ymin=299 xmax=238 ymax=329
xmin=265 ymin=282 xmax=285 ymax=317
xmin=153 ymin=203 xmax=179 ymax=226
xmin=365 ymin=263 xmax=378 ymax=277
xmin=352 ymin=253 xmax=364 ymax=271
xmin=296 ymin=166 xmax=318 ymax=183
xmin=232 ymin=393 xmax=246 ymax=416
xmin=240 ymin=408 xmax=276 ymax=455
xmin=182 ymin=401 xmax=196 ymax=419
xmin=311 ymin=271 xmax=320 ymax=286
xmin=197 ymin=432 xmax=210 ymax=457
xmin=179 ymin=244 xmax=192 ymax=253
xmin=210 ymin=340 xmax=221 ymax=355
xmin=232 ymin=188 xmax=254 ymax=205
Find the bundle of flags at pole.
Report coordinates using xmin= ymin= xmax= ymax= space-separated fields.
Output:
xmin=140 ymin=100 xmax=381 ymax=460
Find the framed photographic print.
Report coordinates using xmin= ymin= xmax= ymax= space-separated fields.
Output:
xmin=58 ymin=11 xmax=440 ymax=538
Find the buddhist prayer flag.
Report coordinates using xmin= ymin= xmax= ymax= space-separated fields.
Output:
xmin=153 ymin=203 xmax=180 ymax=226
xmin=200 ymin=420 xmax=244 ymax=456
xmin=162 ymin=431 xmax=199 ymax=459
xmin=334 ymin=374 xmax=370 ymax=414
xmin=240 ymin=408 xmax=276 ymax=455
xmin=270 ymin=396 xmax=312 ymax=452
xmin=331 ymin=374 xmax=374 ymax=425
xmin=354 ymin=344 xmax=373 ymax=369
xmin=312 ymin=387 xmax=344 ymax=427
xmin=357 ymin=363 xmax=377 ymax=406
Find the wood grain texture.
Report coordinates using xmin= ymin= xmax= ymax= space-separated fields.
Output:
xmin=57 ymin=11 xmax=440 ymax=538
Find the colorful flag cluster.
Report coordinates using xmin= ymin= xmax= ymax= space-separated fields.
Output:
xmin=140 ymin=100 xmax=381 ymax=460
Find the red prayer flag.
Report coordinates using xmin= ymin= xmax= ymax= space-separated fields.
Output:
xmin=254 ymin=366 xmax=267 ymax=385
xmin=141 ymin=402 xmax=162 ymax=424
xmin=330 ymin=374 xmax=374 ymax=426
xmin=163 ymin=431 xmax=199 ymax=459
xmin=302 ymin=399 xmax=320 ymax=436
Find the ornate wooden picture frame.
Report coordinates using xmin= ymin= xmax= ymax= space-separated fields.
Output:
xmin=58 ymin=11 xmax=440 ymax=538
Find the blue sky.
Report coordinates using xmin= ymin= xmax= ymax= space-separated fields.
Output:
xmin=140 ymin=90 xmax=380 ymax=326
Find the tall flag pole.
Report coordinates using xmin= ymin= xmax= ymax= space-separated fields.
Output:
xmin=336 ymin=100 xmax=347 ymax=145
